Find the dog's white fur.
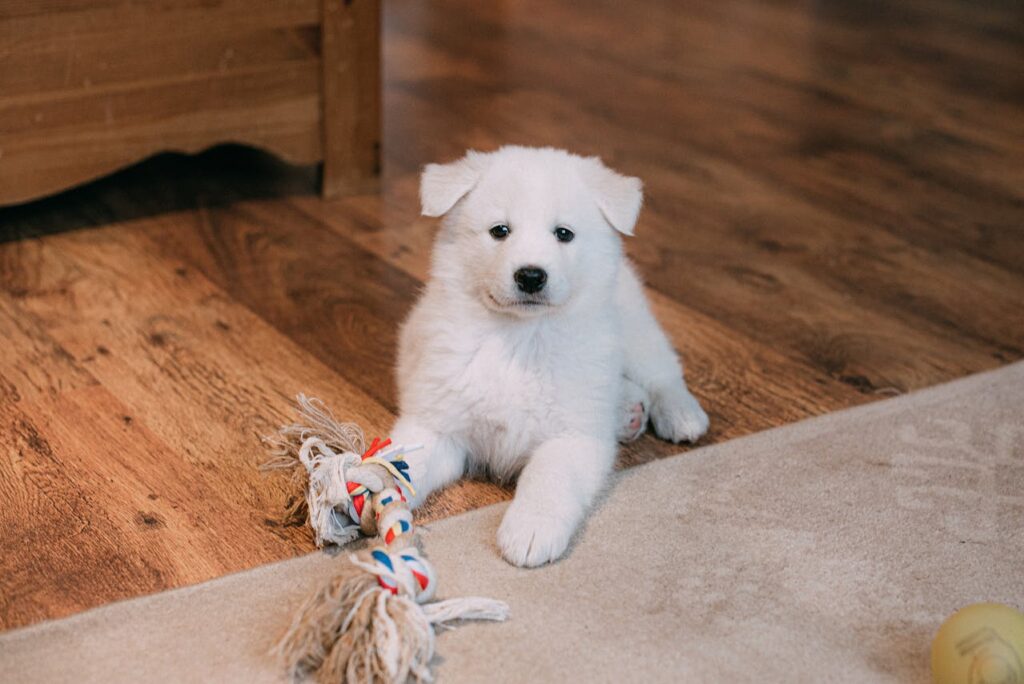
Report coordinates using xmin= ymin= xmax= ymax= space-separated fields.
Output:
xmin=393 ymin=146 xmax=708 ymax=567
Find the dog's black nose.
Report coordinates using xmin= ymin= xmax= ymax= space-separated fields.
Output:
xmin=514 ymin=266 xmax=547 ymax=294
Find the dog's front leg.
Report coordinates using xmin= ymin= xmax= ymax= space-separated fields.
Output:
xmin=390 ymin=417 xmax=467 ymax=508
xmin=497 ymin=434 xmax=615 ymax=567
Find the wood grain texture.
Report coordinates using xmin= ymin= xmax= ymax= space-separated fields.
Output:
xmin=0 ymin=228 xmax=395 ymax=628
xmin=1 ymin=0 xmax=1023 ymax=630
xmin=0 ymin=0 xmax=379 ymax=205
xmin=320 ymin=0 xmax=382 ymax=197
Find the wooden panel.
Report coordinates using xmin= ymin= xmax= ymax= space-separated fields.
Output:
xmin=0 ymin=0 xmax=336 ymax=206
xmin=1 ymin=26 xmax=320 ymax=101
xmin=0 ymin=0 xmax=384 ymax=206
xmin=0 ymin=1 xmax=320 ymax=38
xmin=0 ymin=65 xmax=322 ymax=206
xmin=320 ymin=0 xmax=382 ymax=196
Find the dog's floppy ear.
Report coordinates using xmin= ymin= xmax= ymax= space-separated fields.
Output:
xmin=420 ymin=151 xmax=486 ymax=217
xmin=580 ymin=157 xmax=644 ymax=236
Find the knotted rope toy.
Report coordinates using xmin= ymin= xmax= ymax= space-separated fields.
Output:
xmin=263 ymin=395 xmax=509 ymax=683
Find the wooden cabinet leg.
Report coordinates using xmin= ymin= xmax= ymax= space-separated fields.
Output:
xmin=320 ymin=0 xmax=381 ymax=198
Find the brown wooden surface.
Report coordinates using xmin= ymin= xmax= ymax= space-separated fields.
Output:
xmin=320 ymin=0 xmax=382 ymax=197
xmin=0 ymin=0 xmax=379 ymax=205
xmin=1 ymin=0 xmax=1023 ymax=630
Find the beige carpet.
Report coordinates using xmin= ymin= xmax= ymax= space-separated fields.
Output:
xmin=2 ymin=363 xmax=1022 ymax=683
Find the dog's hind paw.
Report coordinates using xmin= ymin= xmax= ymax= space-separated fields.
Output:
xmin=617 ymin=378 xmax=650 ymax=443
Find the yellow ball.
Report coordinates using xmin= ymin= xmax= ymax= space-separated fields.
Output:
xmin=931 ymin=603 xmax=1024 ymax=684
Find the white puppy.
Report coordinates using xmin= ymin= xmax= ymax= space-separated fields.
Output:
xmin=393 ymin=146 xmax=708 ymax=567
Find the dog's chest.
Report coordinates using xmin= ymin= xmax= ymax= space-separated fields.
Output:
xmin=462 ymin=333 xmax=557 ymax=415
xmin=454 ymin=331 xmax=582 ymax=465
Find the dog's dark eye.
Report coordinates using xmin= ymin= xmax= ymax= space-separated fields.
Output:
xmin=554 ymin=226 xmax=575 ymax=243
xmin=489 ymin=224 xmax=510 ymax=240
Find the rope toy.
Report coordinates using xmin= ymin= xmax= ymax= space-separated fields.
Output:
xmin=263 ymin=395 xmax=509 ymax=683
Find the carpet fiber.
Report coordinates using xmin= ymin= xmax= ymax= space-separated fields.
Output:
xmin=2 ymin=363 xmax=1022 ymax=682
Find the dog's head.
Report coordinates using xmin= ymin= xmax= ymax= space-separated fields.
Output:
xmin=420 ymin=146 xmax=642 ymax=318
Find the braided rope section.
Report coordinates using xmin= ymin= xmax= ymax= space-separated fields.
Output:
xmin=264 ymin=396 xmax=509 ymax=683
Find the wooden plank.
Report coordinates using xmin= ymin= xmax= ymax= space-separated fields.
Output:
xmin=0 ymin=25 xmax=320 ymax=101
xmin=0 ymin=224 xmax=397 ymax=629
xmin=0 ymin=294 xmax=112 ymax=630
xmin=5 ymin=221 xmax=394 ymax=466
xmin=0 ymin=294 xmax=96 ymax=403
xmin=0 ymin=64 xmax=321 ymax=205
xmin=0 ymin=0 xmax=338 ymax=207
xmin=0 ymin=293 xmax=230 ymax=629
xmin=0 ymin=393 xmax=134 ymax=629
xmin=138 ymin=201 xmax=419 ymax=411
xmin=319 ymin=0 xmax=381 ymax=196
xmin=0 ymin=1 xmax=320 ymax=41
xmin=0 ymin=383 xmax=238 ymax=630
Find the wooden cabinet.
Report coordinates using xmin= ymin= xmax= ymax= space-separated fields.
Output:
xmin=0 ymin=0 xmax=380 ymax=206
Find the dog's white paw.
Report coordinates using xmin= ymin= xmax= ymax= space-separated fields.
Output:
xmin=617 ymin=378 xmax=650 ymax=443
xmin=497 ymin=502 xmax=574 ymax=568
xmin=650 ymin=386 xmax=709 ymax=444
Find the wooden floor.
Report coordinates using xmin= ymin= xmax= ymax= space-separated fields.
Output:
xmin=2 ymin=0 xmax=1023 ymax=631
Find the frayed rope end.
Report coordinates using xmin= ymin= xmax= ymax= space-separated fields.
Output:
xmin=266 ymin=396 xmax=510 ymax=684
xmin=423 ymin=596 xmax=510 ymax=627
xmin=275 ymin=551 xmax=510 ymax=684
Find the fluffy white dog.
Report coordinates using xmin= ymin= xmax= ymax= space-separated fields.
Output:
xmin=392 ymin=146 xmax=708 ymax=567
